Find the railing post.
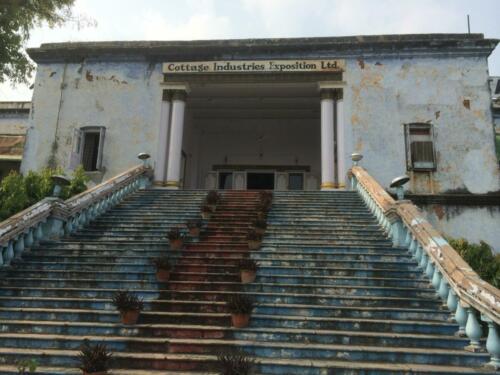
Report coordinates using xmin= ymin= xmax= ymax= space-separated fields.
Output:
xmin=465 ymin=307 xmax=483 ymax=352
xmin=24 ymin=229 xmax=34 ymax=249
xmin=482 ymin=315 xmax=500 ymax=369
xmin=13 ymin=235 xmax=24 ymax=258
xmin=446 ymin=289 xmax=458 ymax=321
xmin=5 ymin=241 xmax=14 ymax=265
xmin=455 ymin=302 xmax=468 ymax=337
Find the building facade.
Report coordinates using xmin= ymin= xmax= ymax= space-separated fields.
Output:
xmin=0 ymin=101 xmax=30 ymax=180
xmin=21 ymin=34 xmax=500 ymax=250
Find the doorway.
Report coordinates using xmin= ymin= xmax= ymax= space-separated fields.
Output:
xmin=247 ymin=172 xmax=274 ymax=190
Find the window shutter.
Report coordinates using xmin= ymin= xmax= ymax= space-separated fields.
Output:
xmin=96 ymin=127 xmax=106 ymax=170
xmin=411 ymin=141 xmax=435 ymax=169
xmin=68 ymin=128 xmax=83 ymax=170
xmin=404 ymin=124 xmax=412 ymax=170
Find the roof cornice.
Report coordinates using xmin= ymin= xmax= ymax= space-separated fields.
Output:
xmin=27 ymin=33 xmax=499 ymax=63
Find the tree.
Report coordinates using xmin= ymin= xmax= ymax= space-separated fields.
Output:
xmin=0 ymin=0 xmax=75 ymax=85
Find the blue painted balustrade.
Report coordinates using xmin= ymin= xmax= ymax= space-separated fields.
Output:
xmin=351 ymin=163 xmax=500 ymax=370
xmin=0 ymin=164 xmax=152 ymax=268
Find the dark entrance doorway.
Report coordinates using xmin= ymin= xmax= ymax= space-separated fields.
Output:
xmin=247 ymin=173 xmax=274 ymax=190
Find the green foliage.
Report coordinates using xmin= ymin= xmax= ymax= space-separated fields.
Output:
xmin=78 ymin=340 xmax=112 ymax=373
xmin=0 ymin=0 xmax=75 ymax=84
xmin=63 ymin=165 xmax=89 ymax=198
xmin=448 ymin=238 xmax=500 ymax=288
xmin=16 ymin=358 xmax=37 ymax=374
xmin=0 ymin=166 xmax=89 ymax=222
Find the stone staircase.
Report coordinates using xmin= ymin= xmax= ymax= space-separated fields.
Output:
xmin=0 ymin=189 xmax=495 ymax=374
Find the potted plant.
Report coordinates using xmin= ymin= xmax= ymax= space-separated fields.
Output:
xmin=167 ymin=228 xmax=184 ymax=250
xmin=205 ymin=190 xmax=221 ymax=211
xmin=186 ymin=219 xmax=202 ymax=237
xmin=238 ymin=258 xmax=258 ymax=284
xmin=201 ymin=204 xmax=213 ymax=220
xmin=247 ymin=230 xmax=262 ymax=250
xmin=16 ymin=359 xmax=37 ymax=375
xmin=226 ymin=294 xmax=254 ymax=328
xmin=259 ymin=190 xmax=273 ymax=201
xmin=153 ymin=256 xmax=172 ymax=282
xmin=112 ymin=290 xmax=144 ymax=325
xmin=216 ymin=349 xmax=255 ymax=375
xmin=252 ymin=219 xmax=267 ymax=235
xmin=78 ymin=340 xmax=112 ymax=375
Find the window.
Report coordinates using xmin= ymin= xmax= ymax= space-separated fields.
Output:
xmin=69 ymin=126 xmax=106 ymax=171
xmin=495 ymin=79 xmax=500 ymax=95
xmin=404 ymin=123 xmax=436 ymax=171
xmin=288 ymin=173 xmax=304 ymax=190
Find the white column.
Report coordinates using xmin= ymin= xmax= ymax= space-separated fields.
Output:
xmin=336 ymin=95 xmax=346 ymax=189
xmin=154 ymin=90 xmax=172 ymax=185
xmin=165 ymin=90 xmax=187 ymax=189
xmin=320 ymin=89 xmax=336 ymax=190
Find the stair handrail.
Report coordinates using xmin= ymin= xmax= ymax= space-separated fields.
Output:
xmin=0 ymin=164 xmax=152 ymax=267
xmin=350 ymin=165 xmax=500 ymax=368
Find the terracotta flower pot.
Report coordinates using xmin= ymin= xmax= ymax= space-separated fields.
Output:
xmin=120 ymin=309 xmax=140 ymax=325
xmin=170 ymin=238 xmax=183 ymax=250
xmin=231 ymin=313 xmax=250 ymax=328
xmin=240 ymin=270 xmax=256 ymax=284
xmin=156 ymin=268 xmax=170 ymax=282
xmin=83 ymin=372 xmax=107 ymax=375
xmin=253 ymin=227 xmax=265 ymax=235
xmin=201 ymin=211 xmax=211 ymax=220
xmin=188 ymin=227 xmax=201 ymax=237
xmin=248 ymin=240 xmax=261 ymax=250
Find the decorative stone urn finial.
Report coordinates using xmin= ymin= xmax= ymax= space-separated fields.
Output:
xmin=137 ymin=152 xmax=151 ymax=167
xmin=51 ymin=175 xmax=71 ymax=198
xmin=351 ymin=153 xmax=363 ymax=166
xmin=390 ymin=175 xmax=411 ymax=200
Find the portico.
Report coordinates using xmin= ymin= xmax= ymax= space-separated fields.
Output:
xmin=153 ymin=61 xmax=348 ymax=191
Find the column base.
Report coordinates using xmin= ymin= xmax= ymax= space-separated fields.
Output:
xmin=321 ymin=182 xmax=336 ymax=191
xmin=165 ymin=180 xmax=180 ymax=190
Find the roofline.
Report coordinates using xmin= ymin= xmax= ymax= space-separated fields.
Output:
xmin=27 ymin=33 xmax=499 ymax=63
xmin=0 ymin=102 xmax=31 ymax=114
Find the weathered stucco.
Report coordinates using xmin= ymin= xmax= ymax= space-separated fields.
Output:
xmin=22 ymin=61 xmax=163 ymax=181
xmin=420 ymin=204 xmax=500 ymax=253
xmin=22 ymin=34 xmax=500 ymax=194
xmin=344 ymin=56 xmax=499 ymax=194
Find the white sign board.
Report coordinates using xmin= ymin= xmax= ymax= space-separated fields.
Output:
xmin=163 ymin=60 xmax=345 ymax=74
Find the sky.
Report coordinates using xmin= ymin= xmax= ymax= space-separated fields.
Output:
xmin=1 ymin=0 xmax=500 ymax=101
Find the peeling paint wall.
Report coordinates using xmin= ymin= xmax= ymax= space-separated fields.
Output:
xmin=21 ymin=53 xmax=499 ymax=194
xmin=420 ymin=204 xmax=500 ymax=254
xmin=21 ymin=60 xmax=163 ymax=181
xmin=344 ymin=56 xmax=500 ymax=194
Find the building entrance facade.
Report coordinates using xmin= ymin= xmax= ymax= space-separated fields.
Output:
xmin=154 ymin=73 xmax=348 ymax=191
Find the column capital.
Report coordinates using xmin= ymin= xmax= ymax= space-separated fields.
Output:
xmin=171 ymin=89 xmax=188 ymax=101
xmin=162 ymin=89 xmax=173 ymax=101
xmin=320 ymin=88 xmax=343 ymax=100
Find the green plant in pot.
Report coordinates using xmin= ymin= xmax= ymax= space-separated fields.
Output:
xmin=16 ymin=359 xmax=37 ymax=374
xmin=186 ymin=219 xmax=203 ymax=237
xmin=217 ymin=349 xmax=255 ymax=375
xmin=225 ymin=293 xmax=254 ymax=328
xmin=259 ymin=190 xmax=273 ymax=202
xmin=201 ymin=204 xmax=213 ymax=220
xmin=205 ymin=190 xmax=221 ymax=211
xmin=153 ymin=256 xmax=172 ymax=282
xmin=238 ymin=258 xmax=258 ymax=284
xmin=167 ymin=228 xmax=184 ymax=250
xmin=78 ymin=340 xmax=112 ymax=375
xmin=112 ymin=290 xmax=144 ymax=325
xmin=247 ymin=230 xmax=262 ymax=250
xmin=252 ymin=218 xmax=267 ymax=235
